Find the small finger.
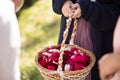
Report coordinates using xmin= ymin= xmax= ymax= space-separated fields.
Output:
xmin=63 ymin=11 xmax=69 ymax=17
xmin=64 ymin=8 xmax=69 ymax=17
xmin=72 ymin=13 xmax=77 ymax=18
xmin=68 ymin=7 xmax=75 ymax=17
xmin=69 ymin=12 xmax=74 ymax=18
xmin=71 ymin=9 xmax=75 ymax=13
xmin=76 ymin=12 xmax=81 ymax=18
xmin=73 ymin=8 xmax=81 ymax=18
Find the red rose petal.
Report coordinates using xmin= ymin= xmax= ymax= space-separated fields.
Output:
xmin=47 ymin=65 xmax=56 ymax=70
xmin=47 ymin=60 xmax=58 ymax=70
xmin=40 ymin=59 xmax=48 ymax=68
xmin=37 ymin=46 xmax=90 ymax=71
xmin=38 ymin=51 xmax=44 ymax=56
xmin=50 ymin=52 xmax=59 ymax=62
xmin=71 ymin=54 xmax=85 ymax=62
xmin=73 ymin=62 xmax=84 ymax=70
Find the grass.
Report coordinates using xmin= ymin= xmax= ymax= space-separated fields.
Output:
xmin=18 ymin=0 xmax=60 ymax=80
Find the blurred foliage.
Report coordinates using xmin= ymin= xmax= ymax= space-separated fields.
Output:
xmin=17 ymin=0 xmax=60 ymax=80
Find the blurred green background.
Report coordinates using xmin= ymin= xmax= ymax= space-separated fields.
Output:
xmin=17 ymin=0 xmax=60 ymax=80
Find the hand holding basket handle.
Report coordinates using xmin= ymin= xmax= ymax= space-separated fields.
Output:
xmin=35 ymin=18 xmax=96 ymax=80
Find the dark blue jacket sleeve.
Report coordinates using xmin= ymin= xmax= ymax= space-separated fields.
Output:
xmin=52 ymin=0 xmax=76 ymax=15
xmin=77 ymin=0 xmax=120 ymax=31
xmin=52 ymin=0 xmax=66 ymax=14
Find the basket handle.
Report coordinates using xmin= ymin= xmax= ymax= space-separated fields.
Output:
xmin=57 ymin=18 xmax=78 ymax=76
xmin=69 ymin=18 xmax=78 ymax=45
xmin=61 ymin=18 xmax=78 ymax=47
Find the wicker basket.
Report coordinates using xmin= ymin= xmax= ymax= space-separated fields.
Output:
xmin=35 ymin=18 xmax=96 ymax=80
xmin=35 ymin=44 xmax=95 ymax=80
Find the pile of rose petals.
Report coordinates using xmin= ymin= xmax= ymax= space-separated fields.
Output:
xmin=37 ymin=45 xmax=90 ymax=71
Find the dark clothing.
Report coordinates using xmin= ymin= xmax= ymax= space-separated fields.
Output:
xmin=52 ymin=0 xmax=120 ymax=80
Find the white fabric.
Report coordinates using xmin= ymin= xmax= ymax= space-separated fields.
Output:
xmin=0 ymin=0 xmax=21 ymax=48
xmin=0 ymin=1 xmax=21 ymax=80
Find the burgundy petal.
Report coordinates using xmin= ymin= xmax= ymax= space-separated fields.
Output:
xmin=73 ymin=62 xmax=84 ymax=70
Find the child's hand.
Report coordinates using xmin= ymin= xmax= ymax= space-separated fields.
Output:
xmin=71 ymin=3 xmax=81 ymax=18
xmin=62 ymin=0 xmax=74 ymax=17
